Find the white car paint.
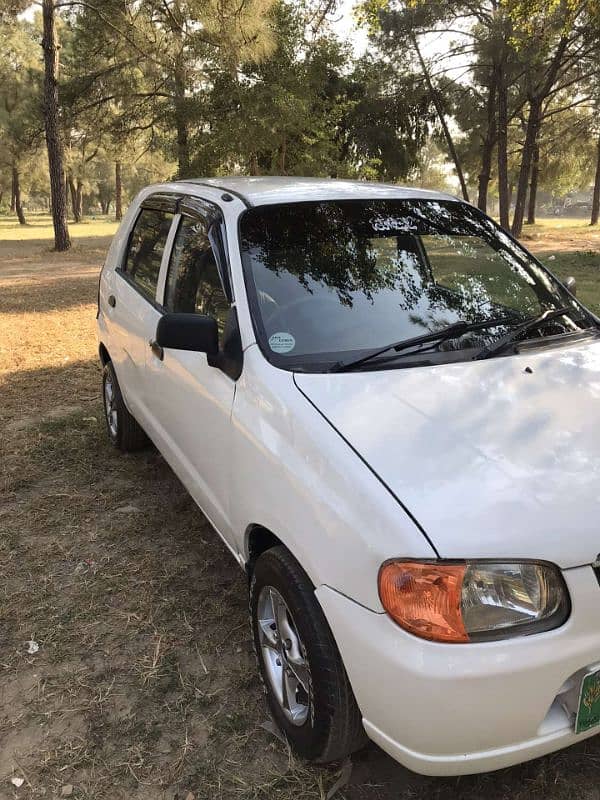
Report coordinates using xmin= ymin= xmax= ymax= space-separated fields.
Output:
xmin=295 ymin=339 xmax=600 ymax=570
xmin=97 ymin=176 xmax=600 ymax=776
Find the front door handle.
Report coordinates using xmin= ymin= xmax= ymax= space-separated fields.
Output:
xmin=108 ymin=294 xmax=116 ymax=307
xmin=149 ymin=340 xmax=164 ymax=361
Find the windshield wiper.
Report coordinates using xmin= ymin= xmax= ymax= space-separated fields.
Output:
xmin=330 ymin=317 xmax=517 ymax=373
xmin=474 ymin=306 xmax=572 ymax=361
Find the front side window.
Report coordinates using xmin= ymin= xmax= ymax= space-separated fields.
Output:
xmin=164 ymin=214 xmax=230 ymax=337
xmin=239 ymin=199 xmax=595 ymax=372
xmin=124 ymin=208 xmax=174 ymax=300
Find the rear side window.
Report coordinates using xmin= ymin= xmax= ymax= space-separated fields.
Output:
xmin=124 ymin=208 xmax=174 ymax=300
xmin=164 ymin=215 xmax=230 ymax=337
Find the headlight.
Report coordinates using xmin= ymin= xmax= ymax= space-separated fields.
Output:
xmin=378 ymin=560 xmax=570 ymax=643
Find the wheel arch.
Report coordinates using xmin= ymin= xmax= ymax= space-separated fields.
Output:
xmin=245 ymin=524 xmax=283 ymax=574
xmin=99 ymin=343 xmax=111 ymax=366
xmin=244 ymin=524 xmax=324 ymax=595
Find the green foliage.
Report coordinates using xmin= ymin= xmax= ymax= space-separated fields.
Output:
xmin=184 ymin=2 xmax=429 ymax=179
xmin=0 ymin=0 xmax=30 ymax=23
xmin=1 ymin=0 xmax=599 ymax=220
xmin=501 ymin=0 xmax=600 ymax=38
xmin=0 ymin=18 xmax=46 ymax=209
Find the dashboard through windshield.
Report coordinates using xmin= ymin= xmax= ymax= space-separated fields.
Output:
xmin=239 ymin=199 xmax=592 ymax=372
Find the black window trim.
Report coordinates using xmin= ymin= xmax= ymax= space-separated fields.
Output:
xmin=179 ymin=195 xmax=234 ymax=303
xmin=162 ymin=203 xmax=233 ymax=315
xmin=116 ymin=201 xmax=178 ymax=309
xmin=161 ymin=199 xmax=243 ymax=381
xmin=140 ymin=192 xmax=179 ymax=214
xmin=115 ymin=191 xmax=234 ymax=312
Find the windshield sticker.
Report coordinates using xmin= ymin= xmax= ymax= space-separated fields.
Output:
xmin=370 ymin=216 xmax=416 ymax=233
xmin=269 ymin=332 xmax=296 ymax=354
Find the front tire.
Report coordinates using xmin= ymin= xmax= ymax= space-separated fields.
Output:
xmin=250 ymin=546 xmax=367 ymax=763
xmin=102 ymin=362 xmax=148 ymax=452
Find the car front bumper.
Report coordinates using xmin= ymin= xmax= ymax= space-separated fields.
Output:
xmin=316 ymin=564 xmax=600 ymax=776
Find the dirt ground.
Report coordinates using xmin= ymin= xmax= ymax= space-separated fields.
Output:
xmin=2 ymin=224 xmax=600 ymax=800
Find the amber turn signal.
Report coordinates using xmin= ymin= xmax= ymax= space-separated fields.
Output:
xmin=378 ymin=561 xmax=469 ymax=643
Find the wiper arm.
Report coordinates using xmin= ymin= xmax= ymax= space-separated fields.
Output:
xmin=474 ymin=306 xmax=572 ymax=361
xmin=331 ymin=317 xmax=516 ymax=373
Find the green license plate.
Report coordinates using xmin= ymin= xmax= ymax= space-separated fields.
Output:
xmin=576 ymin=669 xmax=600 ymax=734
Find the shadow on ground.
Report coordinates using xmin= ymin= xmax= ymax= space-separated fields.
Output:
xmin=0 ymin=271 xmax=101 ymax=314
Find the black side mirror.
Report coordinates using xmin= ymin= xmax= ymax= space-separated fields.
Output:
xmin=565 ymin=276 xmax=577 ymax=297
xmin=156 ymin=313 xmax=219 ymax=356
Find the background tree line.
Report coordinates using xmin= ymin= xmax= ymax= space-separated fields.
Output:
xmin=0 ymin=0 xmax=599 ymax=251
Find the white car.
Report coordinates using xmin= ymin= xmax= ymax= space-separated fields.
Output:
xmin=97 ymin=177 xmax=600 ymax=776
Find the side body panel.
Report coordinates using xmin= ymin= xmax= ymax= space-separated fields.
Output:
xmin=98 ymin=193 xmax=169 ymax=417
xmin=140 ymin=191 xmax=242 ymax=545
xmin=108 ymin=277 xmax=163 ymax=419
xmin=144 ymin=346 xmax=237 ymax=545
xmin=230 ymin=345 xmax=436 ymax=610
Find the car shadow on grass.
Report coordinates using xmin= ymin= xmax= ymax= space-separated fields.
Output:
xmin=0 ymin=270 xmax=101 ymax=314
xmin=345 ymin=736 xmax=600 ymax=799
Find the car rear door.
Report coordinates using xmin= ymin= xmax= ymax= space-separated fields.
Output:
xmin=108 ymin=196 xmax=178 ymax=423
xmin=144 ymin=197 xmax=238 ymax=547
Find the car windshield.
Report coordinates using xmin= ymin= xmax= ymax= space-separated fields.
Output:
xmin=239 ymin=199 xmax=593 ymax=372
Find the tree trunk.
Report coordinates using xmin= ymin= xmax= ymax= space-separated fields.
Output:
xmin=42 ymin=0 xmax=70 ymax=251
xmin=527 ymin=142 xmax=540 ymax=225
xmin=12 ymin=164 xmax=26 ymax=225
xmin=280 ymin=134 xmax=287 ymax=175
xmin=10 ymin=166 xmax=17 ymax=214
xmin=591 ymin=133 xmax=600 ymax=226
xmin=411 ymin=34 xmax=469 ymax=202
xmin=75 ymin=179 xmax=83 ymax=221
xmin=173 ymin=46 xmax=190 ymax=178
xmin=68 ymin=172 xmax=81 ymax=222
xmin=477 ymin=71 xmax=497 ymax=212
xmin=512 ymin=36 xmax=568 ymax=238
xmin=115 ymin=160 xmax=123 ymax=221
xmin=511 ymin=98 xmax=542 ymax=237
xmin=496 ymin=61 xmax=510 ymax=230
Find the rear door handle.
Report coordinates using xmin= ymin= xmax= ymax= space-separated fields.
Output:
xmin=149 ymin=340 xmax=164 ymax=361
xmin=108 ymin=294 xmax=116 ymax=307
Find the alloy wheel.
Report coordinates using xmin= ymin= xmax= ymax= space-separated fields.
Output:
xmin=104 ymin=373 xmax=118 ymax=439
xmin=257 ymin=586 xmax=311 ymax=726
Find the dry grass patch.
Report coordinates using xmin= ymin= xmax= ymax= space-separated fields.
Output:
xmin=0 ymin=215 xmax=118 ymax=243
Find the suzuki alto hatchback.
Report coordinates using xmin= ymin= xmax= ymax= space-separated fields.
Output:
xmin=97 ymin=177 xmax=600 ymax=775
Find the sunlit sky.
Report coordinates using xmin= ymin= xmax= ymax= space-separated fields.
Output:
xmin=335 ymin=0 xmax=369 ymax=54
xmin=334 ymin=1 xmax=458 ymax=66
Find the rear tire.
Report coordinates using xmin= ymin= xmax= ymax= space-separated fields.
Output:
xmin=102 ymin=362 xmax=148 ymax=452
xmin=250 ymin=546 xmax=367 ymax=763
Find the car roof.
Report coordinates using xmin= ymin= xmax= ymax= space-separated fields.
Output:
xmin=176 ymin=176 xmax=458 ymax=207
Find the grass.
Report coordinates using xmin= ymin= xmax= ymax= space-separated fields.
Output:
xmin=518 ymin=218 xmax=600 ymax=315
xmin=1 ymin=214 xmax=600 ymax=799
xmin=0 ymin=213 xmax=119 ymax=242
xmin=526 ymin=216 xmax=597 ymax=230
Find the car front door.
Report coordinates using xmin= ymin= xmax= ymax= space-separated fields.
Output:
xmin=144 ymin=199 xmax=238 ymax=547
xmin=108 ymin=197 xmax=178 ymax=423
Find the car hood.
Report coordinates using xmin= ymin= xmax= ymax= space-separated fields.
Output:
xmin=295 ymin=337 xmax=600 ymax=569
